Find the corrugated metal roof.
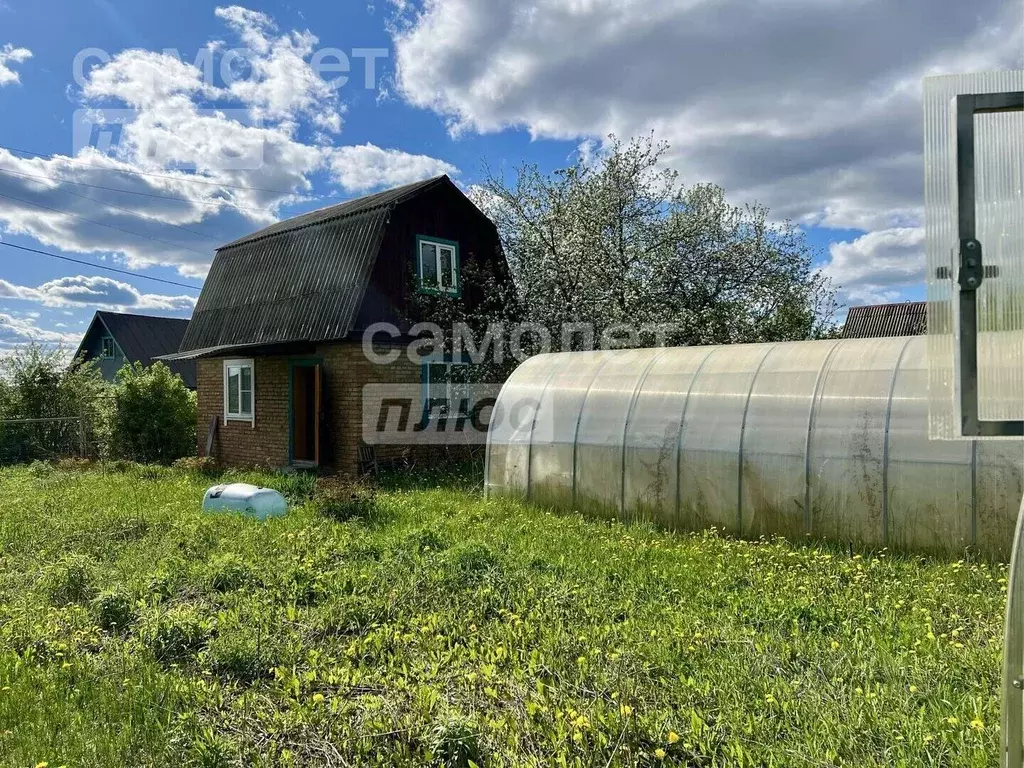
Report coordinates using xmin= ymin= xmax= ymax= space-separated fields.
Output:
xmin=76 ymin=311 xmax=197 ymax=388
xmin=220 ymin=175 xmax=446 ymax=249
xmin=841 ymin=301 xmax=927 ymax=339
xmin=159 ymin=340 xmax=317 ymax=362
xmin=179 ymin=204 xmax=391 ymax=352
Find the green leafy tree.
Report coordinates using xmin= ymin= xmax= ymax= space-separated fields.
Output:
xmin=0 ymin=343 xmax=106 ymax=463
xmin=107 ymin=362 xmax=196 ymax=464
xmin=478 ymin=133 xmax=839 ymax=347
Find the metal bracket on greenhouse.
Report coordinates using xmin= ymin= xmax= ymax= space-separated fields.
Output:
xmin=954 ymin=91 xmax=1024 ymax=438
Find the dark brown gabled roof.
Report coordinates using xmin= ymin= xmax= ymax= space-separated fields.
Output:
xmin=178 ymin=175 xmax=458 ymax=355
xmin=841 ymin=301 xmax=927 ymax=339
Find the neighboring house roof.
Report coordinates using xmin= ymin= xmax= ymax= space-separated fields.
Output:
xmin=841 ymin=301 xmax=927 ymax=339
xmin=176 ymin=175 xmax=471 ymax=357
xmin=75 ymin=311 xmax=196 ymax=388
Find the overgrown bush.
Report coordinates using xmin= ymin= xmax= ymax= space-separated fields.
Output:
xmin=107 ymin=362 xmax=196 ymax=464
xmin=313 ymin=476 xmax=378 ymax=522
xmin=205 ymin=627 xmax=276 ymax=681
xmin=426 ymin=716 xmax=485 ymax=768
xmin=444 ymin=542 xmax=500 ymax=587
xmin=0 ymin=343 xmax=106 ymax=464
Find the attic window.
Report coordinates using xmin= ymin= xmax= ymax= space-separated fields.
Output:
xmin=101 ymin=336 xmax=116 ymax=359
xmin=417 ymin=236 xmax=459 ymax=295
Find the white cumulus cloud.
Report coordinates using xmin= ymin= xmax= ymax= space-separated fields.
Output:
xmin=0 ymin=43 xmax=31 ymax=86
xmin=0 ymin=312 xmax=79 ymax=350
xmin=0 ymin=8 xmax=456 ymax=279
xmin=328 ymin=143 xmax=458 ymax=192
xmin=822 ymin=227 xmax=926 ymax=305
xmin=391 ymin=0 xmax=1023 ymax=301
xmin=0 ymin=274 xmax=197 ymax=312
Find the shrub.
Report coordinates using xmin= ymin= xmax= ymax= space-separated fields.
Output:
xmin=0 ymin=342 xmax=106 ymax=463
xmin=44 ymin=555 xmax=98 ymax=605
xmin=146 ymin=561 xmax=187 ymax=601
xmin=145 ymin=607 xmax=210 ymax=664
xmin=312 ymin=595 xmax=376 ymax=637
xmin=313 ymin=476 xmax=378 ymax=522
xmin=408 ymin=527 xmax=449 ymax=554
xmin=107 ymin=362 xmax=196 ymax=464
xmin=55 ymin=456 xmax=95 ymax=472
xmin=92 ymin=589 xmax=137 ymax=633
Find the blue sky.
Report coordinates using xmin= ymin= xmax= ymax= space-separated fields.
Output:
xmin=0 ymin=0 xmax=1019 ymax=350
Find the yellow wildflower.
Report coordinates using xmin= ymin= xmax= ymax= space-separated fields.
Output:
xmin=654 ymin=748 xmax=666 ymax=759
xmin=667 ymin=731 xmax=680 ymax=744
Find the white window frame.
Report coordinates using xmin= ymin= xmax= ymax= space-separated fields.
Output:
xmin=100 ymin=336 xmax=116 ymax=359
xmin=423 ymin=358 xmax=472 ymax=420
xmin=223 ymin=359 xmax=255 ymax=425
xmin=418 ymin=238 xmax=459 ymax=294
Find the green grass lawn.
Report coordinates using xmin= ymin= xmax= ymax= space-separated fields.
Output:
xmin=0 ymin=463 xmax=1007 ymax=767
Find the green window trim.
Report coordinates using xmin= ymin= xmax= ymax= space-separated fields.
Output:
xmin=416 ymin=235 xmax=461 ymax=298
xmin=421 ymin=355 xmax=472 ymax=420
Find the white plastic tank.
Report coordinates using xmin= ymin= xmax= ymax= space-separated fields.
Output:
xmin=202 ymin=483 xmax=288 ymax=520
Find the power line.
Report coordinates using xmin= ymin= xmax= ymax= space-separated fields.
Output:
xmin=0 ymin=143 xmax=317 ymax=196
xmin=0 ymin=169 xmax=221 ymax=243
xmin=0 ymin=166 xmax=281 ymax=215
xmin=0 ymin=241 xmax=202 ymax=291
xmin=0 ymin=190 xmax=212 ymax=258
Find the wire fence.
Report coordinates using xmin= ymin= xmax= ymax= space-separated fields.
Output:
xmin=0 ymin=415 xmax=93 ymax=465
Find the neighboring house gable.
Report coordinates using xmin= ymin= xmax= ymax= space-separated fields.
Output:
xmin=841 ymin=302 xmax=927 ymax=339
xmin=75 ymin=311 xmax=196 ymax=388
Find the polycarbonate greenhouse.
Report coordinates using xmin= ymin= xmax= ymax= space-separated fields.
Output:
xmin=485 ymin=337 xmax=1024 ymax=559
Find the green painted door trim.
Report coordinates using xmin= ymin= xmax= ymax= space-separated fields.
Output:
xmin=288 ymin=357 xmax=323 ymax=466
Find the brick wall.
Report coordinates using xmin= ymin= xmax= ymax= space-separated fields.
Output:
xmin=317 ymin=342 xmax=423 ymax=473
xmin=196 ymin=357 xmax=290 ymax=469
xmin=197 ymin=343 xmax=435 ymax=474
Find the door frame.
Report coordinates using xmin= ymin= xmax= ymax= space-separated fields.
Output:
xmin=288 ymin=357 xmax=322 ymax=467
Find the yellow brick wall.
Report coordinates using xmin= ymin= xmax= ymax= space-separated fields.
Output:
xmin=196 ymin=343 xmax=429 ymax=474
xmin=196 ymin=357 xmax=290 ymax=469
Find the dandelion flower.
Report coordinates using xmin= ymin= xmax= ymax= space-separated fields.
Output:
xmin=970 ymin=718 xmax=985 ymax=730
xmin=668 ymin=731 xmax=680 ymax=744
xmin=655 ymin=748 xmax=666 ymax=759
